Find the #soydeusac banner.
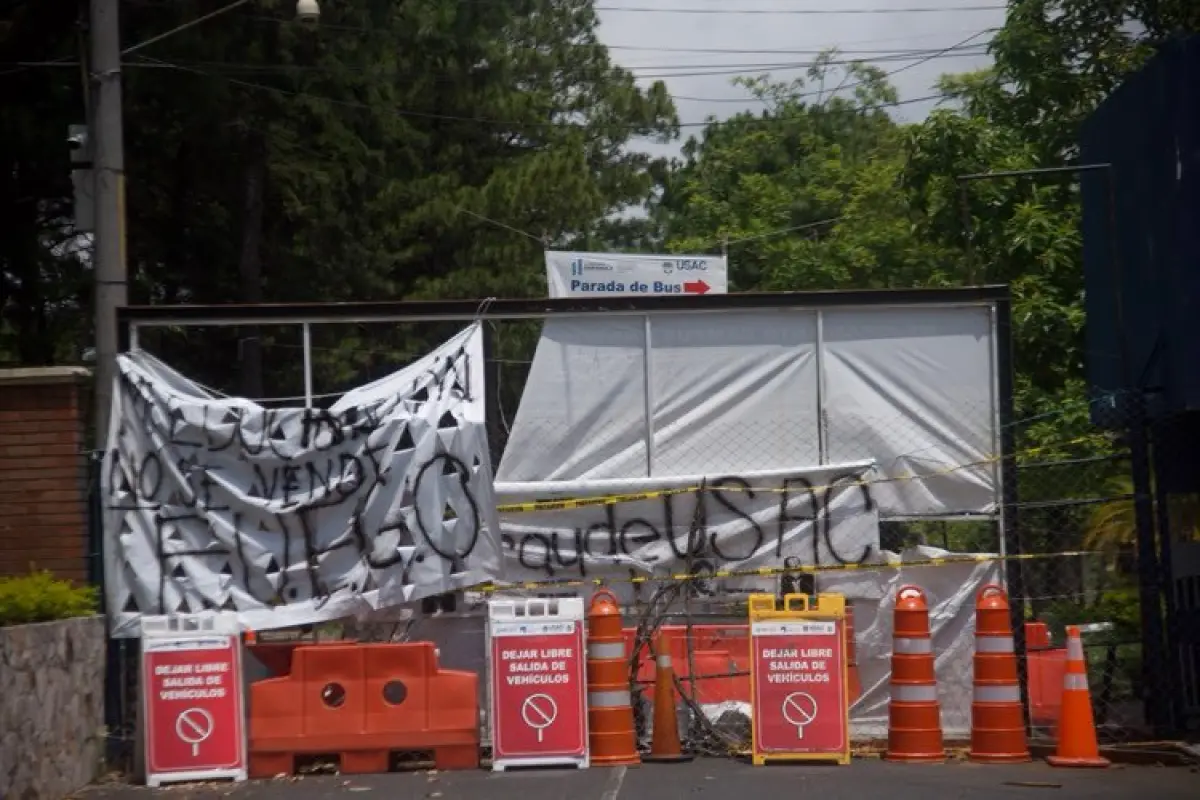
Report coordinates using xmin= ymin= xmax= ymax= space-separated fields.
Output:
xmin=494 ymin=461 xmax=881 ymax=599
xmin=102 ymin=323 xmax=502 ymax=637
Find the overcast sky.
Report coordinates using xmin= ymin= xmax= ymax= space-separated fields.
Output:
xmin=595 ymin=0 xmax=1008 ymax=158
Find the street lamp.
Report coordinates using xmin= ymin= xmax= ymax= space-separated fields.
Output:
xmin=90 ymin=0 xmax=322 ymax=442
xmin=295 ymin=0 xmax=321 ymax=24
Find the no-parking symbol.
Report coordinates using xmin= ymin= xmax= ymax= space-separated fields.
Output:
xmin=520 ymin=694 xmax=559 ymax=742
xmin=780 ymin=692 xmax=818 ymax=739
xmin=176 ymin=707 xmax=214 ymax=756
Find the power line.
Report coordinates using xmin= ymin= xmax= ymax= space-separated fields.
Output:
xmin=668 ymin=29 xmax=989 ymax=107
xmin=240 ymin=12 xmax=998 ymax=53
xmin=602 ymin=28 xmax=1001 ymax=55
xmin=625 ymin=48 xmax=988 ymax=79
xmin=5 ymin=45 xmax=987 ymax=79
xmin=118 ymin=44 xmax=988 ymax=82
xmin=122 ymin=0 xmax=251 ymax=56
xmin=592 ymin=3 xmax=1005 ymax=14
xmin=130 ymin=53 xmax=956 ymax=131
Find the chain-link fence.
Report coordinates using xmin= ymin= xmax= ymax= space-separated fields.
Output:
xmin=93 ymin=304 xmax=1196 ymax=771
xmin=1011 ymin=412 xmax=1143 ymax=745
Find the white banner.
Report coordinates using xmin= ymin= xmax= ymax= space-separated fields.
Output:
xmin=102 ymin=323 xmax=503 ymax=638
xmin=545 ymin=250 xmax=729 ymax=298
xmin=494 ymin=461 xmax=880 ymax=599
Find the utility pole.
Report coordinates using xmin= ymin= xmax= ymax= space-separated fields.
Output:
xmin=90 ymin=0 xmax=127 ymax=444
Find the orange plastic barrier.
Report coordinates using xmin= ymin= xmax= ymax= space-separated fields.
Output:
xmin=846 ymin=604 xmax=863 ymax=705
xmin=245 ymin=639 xmax=352 ymax=678
xmin=621 ymin=618 xmax=862 ymax=708
xmin=1025 ymin=621 xmax=1051 ymax=649
xmin=247 ymin=642 xmax=479 ymax=777
xmin=968 ymin=585 xmax=1030 ymax=763
xmin=1025 ymin=622 xmax=1067 ymax=730
xmin=623 ymin=625 xmax=751 ymax=706
xmin=884 ymin=585 xmax=945 ymax=763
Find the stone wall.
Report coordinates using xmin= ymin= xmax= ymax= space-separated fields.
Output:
xmin=0 ymin=615 xmax=106 ymax=799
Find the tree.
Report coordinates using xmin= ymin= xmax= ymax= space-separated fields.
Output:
xmin=656 ymin=56 xmax=931 ymax=291
xmin=1085 ymin=473 xmax=1200 ymax=561
xmin=2 ymin=0 xmax=679 ymax=402
xmin=897 ymin=2 xmax=1200 ymax=582
xmin=0 ymin=0 xmax=90 ymax=366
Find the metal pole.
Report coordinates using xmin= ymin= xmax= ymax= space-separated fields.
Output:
xmin=90 ymin=0 xmax=128 ymax=444
xmin=1127 ymin=398 xmax=1168 ymax=733
xmin=1150 ymin=421 xmax=1181 ymax=735
xmin=994 ymin=294 xmax=1031 ymax=734
xmin=641 ymin=314 xmax=656 ymax=477
xmin=988 ymin=303 xmax=1008 ymax=588
xmin=301 ymin=322 xmax=314 ymax=408
xmin=815 ymin=310 xmax=828 ymax=464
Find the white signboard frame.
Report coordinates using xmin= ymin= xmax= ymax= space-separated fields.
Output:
xmin=139 ymin=613 xmax=248 ymax=788
xmin=486 ymin=597 xmax=589 ymax=771
xmin=545 ymin=251 xmax=728 ymax=298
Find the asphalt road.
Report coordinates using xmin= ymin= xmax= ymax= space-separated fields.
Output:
xmin=80 ymin=757 xmax=1200 ymax=800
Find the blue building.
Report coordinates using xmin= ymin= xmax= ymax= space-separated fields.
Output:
xmin=1080 ymin=34 xmax=1200 ymax=735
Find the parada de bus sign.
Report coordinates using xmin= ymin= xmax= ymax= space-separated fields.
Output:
xmin=544 ymin=251 xmax=729 ymax=299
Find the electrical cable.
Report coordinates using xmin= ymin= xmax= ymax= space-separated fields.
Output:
xmin=128 ymin=53 xmax=959 ymax=131
xmin=99 ymin=42 xmax=990 ymax=81
xmin=592 ymin=3 xmax=1006 ymax=14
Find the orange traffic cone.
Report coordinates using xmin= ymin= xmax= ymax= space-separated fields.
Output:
xmin=642 ymin=635 xmax=694 ymax=763
xmin=885 ymin=585 xmax=945 ymax=763
xmin=1046 ymin=626 xmax=1110 ymax=768
xmin=969 ymin=585 xmax=1031 ymax=763
xmin=586 ymin=589 xmax=641 ymax=767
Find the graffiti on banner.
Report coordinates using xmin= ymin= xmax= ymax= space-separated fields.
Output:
xmin=102 ymin=323 xmax=502 ymax=638
xmin=494 ymin=461 xmax=880 ymax=597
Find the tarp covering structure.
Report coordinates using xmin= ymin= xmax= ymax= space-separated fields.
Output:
xmin=493 ymin=303 xmax=1004 ymax=736
xmin=495 ymin=307 xmax=998 ymax=517
xmin=102 ymin=323 xmax=502 ymax=638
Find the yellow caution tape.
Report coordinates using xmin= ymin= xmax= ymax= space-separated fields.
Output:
xmin=495 ymin=434 xmax=1108 ymax=515
xmin=474 ymin=550 xmax=1100 ymax=594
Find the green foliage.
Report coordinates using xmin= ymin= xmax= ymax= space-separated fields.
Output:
xmin=0 ymin=571 xmax=99 ymax=627
xmin=1037 ymin=586 xmax=1144 ymax=700
xmin=656 ymin=57 xmax=929 ymax=291
xmin=0 ymin=0 xmax=91 ymax=366
xmin=3 ymin=0 xmax=1198 ymax=449
xmin=1 ymin=0 xmax=677 ymax=390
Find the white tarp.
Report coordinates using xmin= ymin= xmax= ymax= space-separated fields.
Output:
xmin=823 ymin=546 xmax=1001 ymax=737
xmin=494 ymin=298 xmax=1006 ymax=737
xmin=545 ymin=250 xmax=729 ymax=298
xmin=102 ymin=323 xmax=503 ymax=638
xmin=494 ymin=461 xmax=879 ymax=595
xmin=821 ymin=306 xmax=998 ymax=518
xmin=496 ymin=307 xmax=998 ymax=518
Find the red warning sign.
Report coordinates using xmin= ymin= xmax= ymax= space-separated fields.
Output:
xmin=142 ymin=633 xmax=246 ymax=780
xmin=750 ymin=618 xmax=848 ymax=756
xmin=489 ymin=617 xmax=587 ymax=763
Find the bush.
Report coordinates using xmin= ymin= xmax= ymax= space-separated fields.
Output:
xmin=0 ymin=571 xmax=99 ymax=627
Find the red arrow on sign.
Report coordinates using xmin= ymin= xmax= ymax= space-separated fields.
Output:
xmin=683 ymin=280 xmax=710 ymax=294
